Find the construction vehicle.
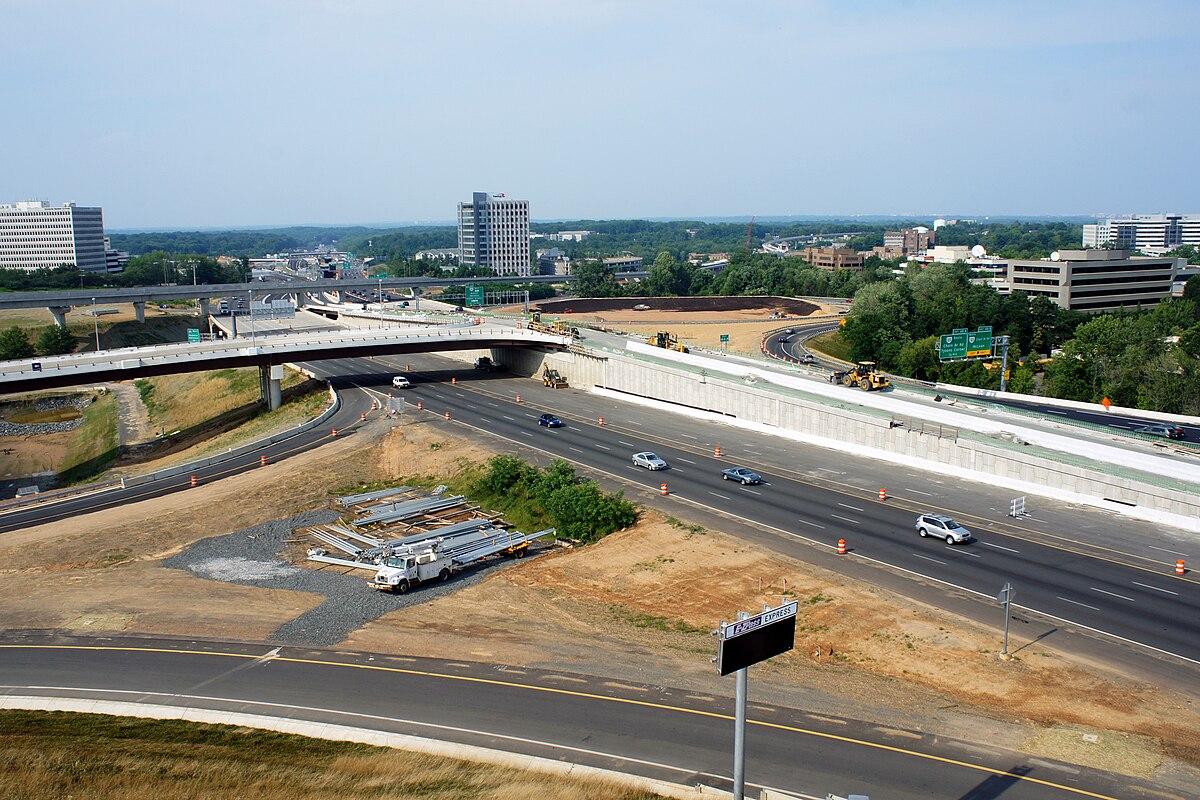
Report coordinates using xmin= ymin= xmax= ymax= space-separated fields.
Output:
xmin=550 ymin=320 xmax=582 ymax=339
xmin=542 ymin=365 xmax=568 ymax=388
xmin=474 ymin=356 xmax=500 ymax=372
xmin=367 ymin=528 xmax=554 ymax=593
xmin=649 ymin=331 xmax=689 ymax=353
xmin=829 ymin=361 xmax=891 ymax=391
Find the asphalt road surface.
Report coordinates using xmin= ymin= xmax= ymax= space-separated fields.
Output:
xmin=0 ymin=634 xmax=1156 ymax=800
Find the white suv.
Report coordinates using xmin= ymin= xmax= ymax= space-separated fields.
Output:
xmin=391 ymin=375 xmax=411 ymax=389
xmin=915 ymin=513 xmax=971 ymax=544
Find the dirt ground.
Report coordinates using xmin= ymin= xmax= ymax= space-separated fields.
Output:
xmin=2 ymin=420 xmax=1199 ymax=782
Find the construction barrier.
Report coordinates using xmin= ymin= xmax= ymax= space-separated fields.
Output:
xmin=660 ymin=483 xmax=668 ymax=496
xmin=515 ymin=394 xmax=522 ymax=403
xmin=190 ymin=475 xmax=198 ymax=488
xmin=417 ymin=400 xmax=423 ymax=411
xmin=715 ymin=445 xmax=721 ymax=458
xmin=331 ymin=427 xmax=338 ymax=437
xmin=260 ymin=455 xmax=267 ymax=467
xmin=837 ymin=538 xmax=847 ymax=555
xmin=1178 ymin=559 xmax=1187 ymax=576
xmin=406 ymin=364 xmax=412 ymax=371
xmin=598 ymin=416 xmax=605 ymax=427
xmin=451 ymin=376 xmax=457 ymax=385
xmin=361 ymin=412 xmax=366 ymax=422
xmin=879 ymin=487 xmax=887 ymax=501
xmin=444 ymin=411 xmax=451 ymax=421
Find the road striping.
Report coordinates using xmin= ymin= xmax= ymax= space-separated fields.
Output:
xmin=502 ymin=416 xmax=515 ymax=421
xmin=1148 ymin=545 xmax=1189 ymax=557
xmin=1057 ymin=597 xmax=1101 ymax=611
xmin=676 ymin=458 xmax=696 ymax=464
xmin=568 ymin=447 xmax=584 ymax=454
xmin=1131 ymin=581 xmax=1178 ymax=596
xmin=951 ymin=549 xmax=981 ymax=558
xmin=829 ymin=514 xmax=859 ymax=525
xmin=911 ymin=553 xmax=946 ymax=565
xmin=627 ymin=420 xmax=643 ymax=426
xmin=680 ymin=434 xmax=697 ymax=439
xmin=709 ymin=492 xmax=730 ymax=500
xmin=798 ymin=519 xmax=825 ymax=529
xmin=837 ymin=503 xmax=864 ymax=512
xmin=740 ymin=488 xmax=762 ymax=496
xmin=618 ymin=440 xmax=635 ymax=447
xmin=520 ymin=431 xmax=533 ymax=437
xmin=596 ymin=445 xmax=610 ymax=451
xmin=905 ymin=488 xmax=932 ymax=496
xmin=979 ymin=541 xmax=1020 ymax=554
xmin=454 ymin=392 xmax=466 ymax=397
xmin=1091 ymin=587 xmax=1135 ymax=602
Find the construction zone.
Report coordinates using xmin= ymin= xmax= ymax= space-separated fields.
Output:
xmin=829 ymin=361 xmax=891 ymax=391
xmin=300 ymin=486 xmax=556 ymax=594
xmin=647 ymin=330 xmax=689 ymax=353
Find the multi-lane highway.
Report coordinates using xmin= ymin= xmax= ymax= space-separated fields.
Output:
xmin=0 ymin=634 xmax=1160 ymax=800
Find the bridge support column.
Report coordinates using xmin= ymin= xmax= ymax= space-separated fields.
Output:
xmin=48 ymin=306 xmax=70 ymax=327
xmin=133 ymin=301 xmax=146 ymax=323
xmin=198 ymin=297 xmax=210 ymax=321
xmin=260 ymin=364 xmax=284 ymax=410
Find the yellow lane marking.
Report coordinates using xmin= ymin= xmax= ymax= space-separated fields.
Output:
xmin=0 ymin=643 xmax=1120 ymax=799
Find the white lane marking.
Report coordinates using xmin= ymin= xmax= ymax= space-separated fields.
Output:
xmin=524 ymin=413 xmax=537 ymax=418
xmin=680 ymin=434 xmax=697 ymax=439
xmin=596 ymin=445 xmax=610 ymax=451
xmin=677 ymin=458 xmax=696 ymax=464
xmin=816 ymin=468 xmax=844 ymax=474
xmin=904 ymin=488 xmax=932 ymax=496
xmin=618 ymin=440 xmax=635 ymax=447
xmin=520 ymin=431 xmax=533 ymax=437
xmin=830 ymin=514 xmax=859 ymax=525
xmin=486 ymin=402 xmax=499 ymax=407
xmin=837 ymin=503 xmax=864 ymax=512
xmin=740 ymin=488 xmax=762 ymax=496
xmin=709 ymin=492 xmax=730 ymax=500
xmin=569 ymin=447 xmax=584 ymax=454
xmin=743 ymin=449 xmax=761 ymax=455
xmin=979 ymin=541 xmax=1020 ymax=554
xmin=951 ymin=549 xmax=981 ymax=558
xmin=627 ymin=420 xmax=643 ymax=426
xmin=911 ymin=553 xmax=946 ymax=565
xmin=1057 ymin=596 xmax=1101 ymax=612
xmin=1046 ymin=410 xmax=1068 ymax=415
xmin=502 ymin=416 xmax=515 ymax=421
xmin=1131 ymin=581 xmax=1179 ymax=596
xmin=798 ymin=519 xmax=825 ymax=529
xmin=454 ymin=392 xmax=466 ymax=397
xmin=1148 ymin=545 xmax=1189 ymax=557
xmin=1091 ymin=587 xmax=1135 ymax=602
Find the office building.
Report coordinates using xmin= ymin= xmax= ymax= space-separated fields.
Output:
xmin=603 ymin=255 xmax=643 ymax=272
xmin=1083 ymin=215 xmax=1200 ymax=255
xmin=883 ymin=226 xmax=934 ymax=255
xmin=1007 ymin=249 xmax=1182 ymax=313
xmin=803 ymin=247 xmax=865 ymax=270
xmin=0 ymin=201 xmax=108 ymax=272
xmin=458 ymin=192 xmax=531 ymax=277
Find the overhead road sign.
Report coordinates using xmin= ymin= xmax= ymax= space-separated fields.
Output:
xmin=465 ymin=285 xmax=486 ymax=307
xmin=966 ymin=325 xmax=993 ymax=358
xmin=717 ymin=601 xmax=797 ymax=676
xmin=937 ymin=326 xmax=994 ymax=361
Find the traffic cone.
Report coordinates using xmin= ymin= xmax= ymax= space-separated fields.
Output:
xmin=715 ymin=446 xmax=721 ymax=458
xmin=599 ymin=416 xmax=605 ymax=427
xmin=361 ymin=412 xmax=367 ymax=421
xmin=1178 ymin=559 xmax=1187 ymax=576
xmin=837 ymin=539 xmax=847 ymax=555
xmin=331 ymin=427 xmax=338 ymax=437
xmin=452 ymin=376 xmax=457 ymax=385
xmin=444 ymin=411 xmax=451 ymax=420
xmin=879 ymin=487 xmax=887 ymax=501
xmin=417 ymin=400 xmax=423 ymax=411
xmin=260 ymin=455 xmax=267 ymax=466
xmin=516 ymin=394 xmax=522 ymax=403
xmin=190 ymin=475 xmax=198 ymax=488
xmin=660 ymin=483 xmax=668 ymax=496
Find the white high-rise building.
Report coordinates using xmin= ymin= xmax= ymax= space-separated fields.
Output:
xmin=0 ymin=201 xmax=108 ymax=272
xmin=1082 ymin=214 xmax=1200 ymax=255
xmin=458 ymin=192 xmax=531 ymax=277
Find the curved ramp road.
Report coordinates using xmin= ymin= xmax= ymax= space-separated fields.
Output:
xmin=0 ymin=636 xmax=1155 ymax=800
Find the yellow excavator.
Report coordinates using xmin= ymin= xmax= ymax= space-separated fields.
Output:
xmin=648 ymin=331 xmax=688 ymax=353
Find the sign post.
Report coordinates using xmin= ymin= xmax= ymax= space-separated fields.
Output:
xmin=716 ymin=601 xmax=797 ymax=799
xmin=997 ymin=583 xmax=1016 ymax=659
xmin=720 ymin=333 xmax=730 ymax=351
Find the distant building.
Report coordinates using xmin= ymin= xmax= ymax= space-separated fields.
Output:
xmin=868 ymin=245 xmax=907 ymax=260
xmin=458 ymin=192 xmax=531 ymax=277
xmin=1083 ymin=214 xmax=1200 ymax=255
xmin=103 ymin=236 xmax=129 ymax=272
xmin=0 ymin=200 xmax=109 ymax=272
xmin=603 ymin=255 xmax=643 ymax=272
xmin=548 ymin=230 xmax=593 ymax=242
xmin=536 ymin=247 xmax=572 ymax=276
xmin=1007 ymin=249 xmax=1182 ymax=313
xmin=926 ymin=245 xmax=973 ymax=264
xmin=803 ymin=247 xmax=864 ymax=271
xmin=414 ymin=248 xmax=459 ymax=263
xmin=883 ymin=226 xmax=934 ymax=255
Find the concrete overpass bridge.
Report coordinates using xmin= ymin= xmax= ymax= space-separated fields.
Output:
xmin=0 ymin=275 xmax=570 ymax=326
xmin=0 ymin=325 xmax=572 ymax=408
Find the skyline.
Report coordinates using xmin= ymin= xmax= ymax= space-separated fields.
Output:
xmin=4 ymin=1 xmax=1199 ymax=229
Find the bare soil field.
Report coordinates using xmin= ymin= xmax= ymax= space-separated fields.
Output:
xmin=1 ymin=420 xmax=1198 ymax=782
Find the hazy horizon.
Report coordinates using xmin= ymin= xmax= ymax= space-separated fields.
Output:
xmin=5 ymin=1 xmax=1198 ymax=229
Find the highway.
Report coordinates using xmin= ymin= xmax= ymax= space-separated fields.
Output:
xmin=0 ymin=634 xmax=1157 ymax=800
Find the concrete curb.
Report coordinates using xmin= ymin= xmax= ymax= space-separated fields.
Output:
xmin=0 ymin=695 xmax=733 ymax=800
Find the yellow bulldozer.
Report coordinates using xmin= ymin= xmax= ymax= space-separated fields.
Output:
xmin=830 ymin=361 xmax=891 ymax=391
xmin=542 ymin=365 xmax=568 ymax=388
xmin=648 ymin=331 xmax=688 ymax=353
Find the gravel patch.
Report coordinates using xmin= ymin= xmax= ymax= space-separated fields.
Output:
xmin=164 ymin=509 xmax=545 ymax=648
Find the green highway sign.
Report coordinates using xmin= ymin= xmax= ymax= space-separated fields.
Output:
xmin=465 ymin=285 xmax=485 ymax=307
xmin=187 ymin=328 xmax=201 ymax=343
xmin=719 ymin=334 xmax=730 ymax=343
xmin=938 ymin=326 xmax=993 ymax=361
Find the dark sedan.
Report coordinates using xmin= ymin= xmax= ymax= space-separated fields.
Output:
xmin=538 ymin=414 xmax=563 ymax=428
xmin=721 ymin=467 xmax=762 ymax=485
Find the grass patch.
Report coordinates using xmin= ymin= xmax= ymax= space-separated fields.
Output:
xmin=138 ymin=366 xmax=306 ymax=431
xmin=663 ymin=515 xmax=705 ymax=534
xmin=806 ymin=329 xmax=853 ymax=363
xmin=610 ymin=605 xmax=709 ymax=635
xmin=0 ymin=710 xmax=666 ymax=800
xmin=58 ymin=392 xmax=119 ymax=484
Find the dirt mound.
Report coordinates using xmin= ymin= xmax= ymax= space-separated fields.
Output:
xmin=535 ymin=295 xmax=820 ymax=316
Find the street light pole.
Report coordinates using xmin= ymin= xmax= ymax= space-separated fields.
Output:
xmin=92 ymin=297 xmax=100 ymax=351
xmin=248 ymin=289 xmax=255 ymax=347
xmin=378 ymin=278 xmax=384 ymax=329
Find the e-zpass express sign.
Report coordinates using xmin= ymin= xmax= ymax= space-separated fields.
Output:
xmin=722 ymin=602 xmax=798 ymax=640
xmin=717 ymin=602 xmax=799 ymax=676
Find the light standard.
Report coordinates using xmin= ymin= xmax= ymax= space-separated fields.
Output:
xmin=248 ymin=289 xmax=255 ymax=347
xmin=378 ymin=278 xmax=384 ymax=329
xmin=91 ymin=297 xmax=100 ymax=351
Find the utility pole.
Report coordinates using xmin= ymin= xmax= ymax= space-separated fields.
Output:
xmin=997 ymin=335 xmax=1011 ymax=392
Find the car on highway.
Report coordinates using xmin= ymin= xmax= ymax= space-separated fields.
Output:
xmin=721 ymin=467 xmax=762 ymax=484
xmin=784 ymin=328 xmax=796 ymax=335
xmin=778 ymin=334 xmax=790 ymax=342
xmin=391 ymin=375 xmax=411 ymax=389
xmin=915 ymin=513 xmax=972 ymax=544
xmin=1133 ymin=422 xmax=1185 ymax=440
xmin=537 ymin=413 xmax=563 ymax=428
xmin=801 ymin=353 xmax=815 ymax=364
xmin=632 ymin=451 xmax=669 ymax=470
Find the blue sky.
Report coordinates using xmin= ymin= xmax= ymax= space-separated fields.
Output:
xmin=3 ymin=1 xmax=1197 ymax=228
